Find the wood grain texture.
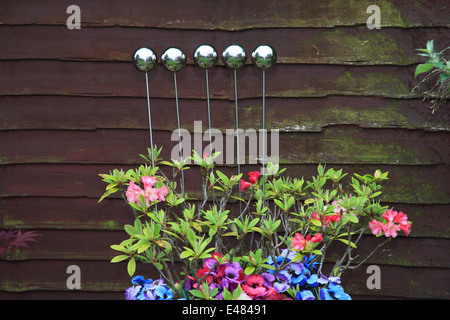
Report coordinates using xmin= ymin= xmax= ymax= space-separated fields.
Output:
xmin=1 ymin=25 xmax=448 ymax=66
xmin=0 ymin=163 xmax=448 ymax=204
xmin=1 ymin=128 xmax=448 ymax=165
xmin=1 ymin=96 xmax=448 ymax=132
xmin=0 ymin=60 xmax=422 ymax=98
xmin=1 ymin=0 xmax=449 ymax=29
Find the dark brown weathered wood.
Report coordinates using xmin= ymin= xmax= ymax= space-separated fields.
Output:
xmin=1 ymin=96 xmax=448 ymax=132
xmin=1 ymin=25 xmax=448 ymax=66
xmin=1 ymin=0 xmax=449 ymax=29
xmin=0 ymin=60 xmax=420 ymax=99
xmin=0 ymin=163 xmax=448 ymax=204
xmin=1 ymin=128 xmax=448 ymax=165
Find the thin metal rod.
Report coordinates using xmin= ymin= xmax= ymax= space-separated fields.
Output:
xmin=145 ymin=72 xmax=155 ymax=169
xmin=145 ymin=72 xmax=157 ymax=211
xmin=174 ymin=72 xmax=185 ymax=198
xmin=206 ymin=69 xmax=215 ymax=202
xmin=234 ymin=69 xmax=242 ymax=214
xmin=262 ymin=69 xmax=266 ymax=199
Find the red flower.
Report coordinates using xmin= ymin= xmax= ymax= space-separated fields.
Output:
xmin=240 ymin=180 xmax=251 ymax=192
xmin=264 ymin=287 xmax=291 ymax=300
xmin=310 ymin=233 xmax=323 ymax=243
xmin=242 ymin=274 xmax=267 ymax=298
xmin=400 ymin=222 xmax=412 ymax=236
xmin=248 ymin=171 xmax=261 ymax=184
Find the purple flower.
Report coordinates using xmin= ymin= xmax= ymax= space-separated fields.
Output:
xmin=273 ymin=269 xmax=291 ymax=292
xmin=125 ymin=285 xmax=141 ymax=300
xmin=262 ymin=273 xmax=275 ymax=288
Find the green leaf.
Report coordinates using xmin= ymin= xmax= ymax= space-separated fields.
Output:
xmin=343 ymin=214 xmax=359 ymax=224
xmin=180 ymin=250 xmax=193 ymax=259
xmin=110 ymin=255 xmax=129 ymax=263
xmin=274 ymin=199 xmax=285 ymax=211
xmin=127 ymin=258 xmax=136 ymax=276
xmin=244 ymin=266 xmax=255 ymax=275
xmin=189 ymin=289 xmax=205 ymax=299
xmin=415 ymin=63 xmax=434 ymax=77
xmin=110 ymin=244 xmax=129 ymax=254
xmin=337 ymin=238 xmax=357 ymax=248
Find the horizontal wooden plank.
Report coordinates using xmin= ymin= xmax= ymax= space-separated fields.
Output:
xmin=0 ymin=260 xmax=156 ymax=292
xmin=1 ymin=0 xmax=448 ymax=29
xmin=1 ymin=96 xmax=448 ymax=132
xmin=1 ymin=128 xmax=448 ymax=165
xmin=1 ymin=26 xmax=448 ymax=66
xmin=0 ymin=197 xmax=134 ymax=231
xmin=1 ymin=229 xmax=447 ymax=269
xmin=1 ymin=197 xmax=448 ymax=238
xmin=0 ymin=164 xmax=448 ymax=204
xmin=0 ymin=60 xmax=420 ymax=99
xmin=340 ymin=264 xmax=450 ymax=299
xmin=0 ymin=259 xmax=447 ymax=299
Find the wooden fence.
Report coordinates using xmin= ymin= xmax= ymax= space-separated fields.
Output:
xmin=0 ymin=0 xmax=449 ymax=299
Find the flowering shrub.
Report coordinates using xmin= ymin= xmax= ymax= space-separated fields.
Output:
xmin=99 ymin=147 xmax=412 ymax=300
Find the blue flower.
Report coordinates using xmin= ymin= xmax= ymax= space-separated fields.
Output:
xmin=296 ymin=290 xmax=316 ymax=300
xmin=131 ymin=275 xmax=153 ymax=285
xmin=320 ymin=283 xmax=351 ymax=300
xmin=307 ymin=274 xmax=319 ymax=287
xmin=155 ymin=285 xmax=174 ymax=300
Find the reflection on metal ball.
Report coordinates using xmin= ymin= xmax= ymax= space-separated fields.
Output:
xmin=133 ymin=47 xmax=157 ymax=72
xmin=161 ymin=47 xmax=186 ymax=72
xmin=251 ymin=45 xmax=277 ymax=70
xmin=194 ymin=44 xmax=218 ymax=69
xmin=222 ymin=44 xmax=247 ymax=69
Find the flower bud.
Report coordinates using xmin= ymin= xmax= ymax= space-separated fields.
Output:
xmin=374 ymin=170 xmax=382 ymax=179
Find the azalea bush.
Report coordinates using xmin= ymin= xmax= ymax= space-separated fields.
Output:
xmin=99 ymin=146 xmax=412 ymax=300
xmin=412 ymin=39 xmax=450 ymax=113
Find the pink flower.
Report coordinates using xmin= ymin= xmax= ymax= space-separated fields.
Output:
xmin=400 ymin=222 xmax=412 ymax=236
xmin=240 ymin=180 xmax=251 ymax=192
xmin=157 ymin=185 xmax=169 ymax=201
xmin=369 ymin=219 xmax=384 ymax=236
xmin=292 ymin=233 xmax=306 ymax=250
xmin=248 ymin=171 xmax=261 ymax=184
xmin=126 ymin=180 xmax=143 ymax=204
xmin=202 ymin=152 xmax=210 ymax=160
xmin=394 ymin=211 xmax=408 ymax=225
xmin=383 ymin=221 xmax=400 ymax=238
xmin=382 ymin=209 xmax=398 ymax=222
xmin=144 ymin=186 xmax=159 ymax=203
xmin=142 ymin=176 xmax=156 ymax=189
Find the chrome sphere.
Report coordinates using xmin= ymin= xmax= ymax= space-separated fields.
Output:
xmin=161 ymin=47 xmax=186 ymax=72
xmin=251 ymin=45 xmax=277 ymax=70
xmin=133 ymin=47 xmax=157 ymax=72
xmin=193 ymin=44 xmax=218 ymax=69
xmin=222 ymin=44 xmax=247 ymax=69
